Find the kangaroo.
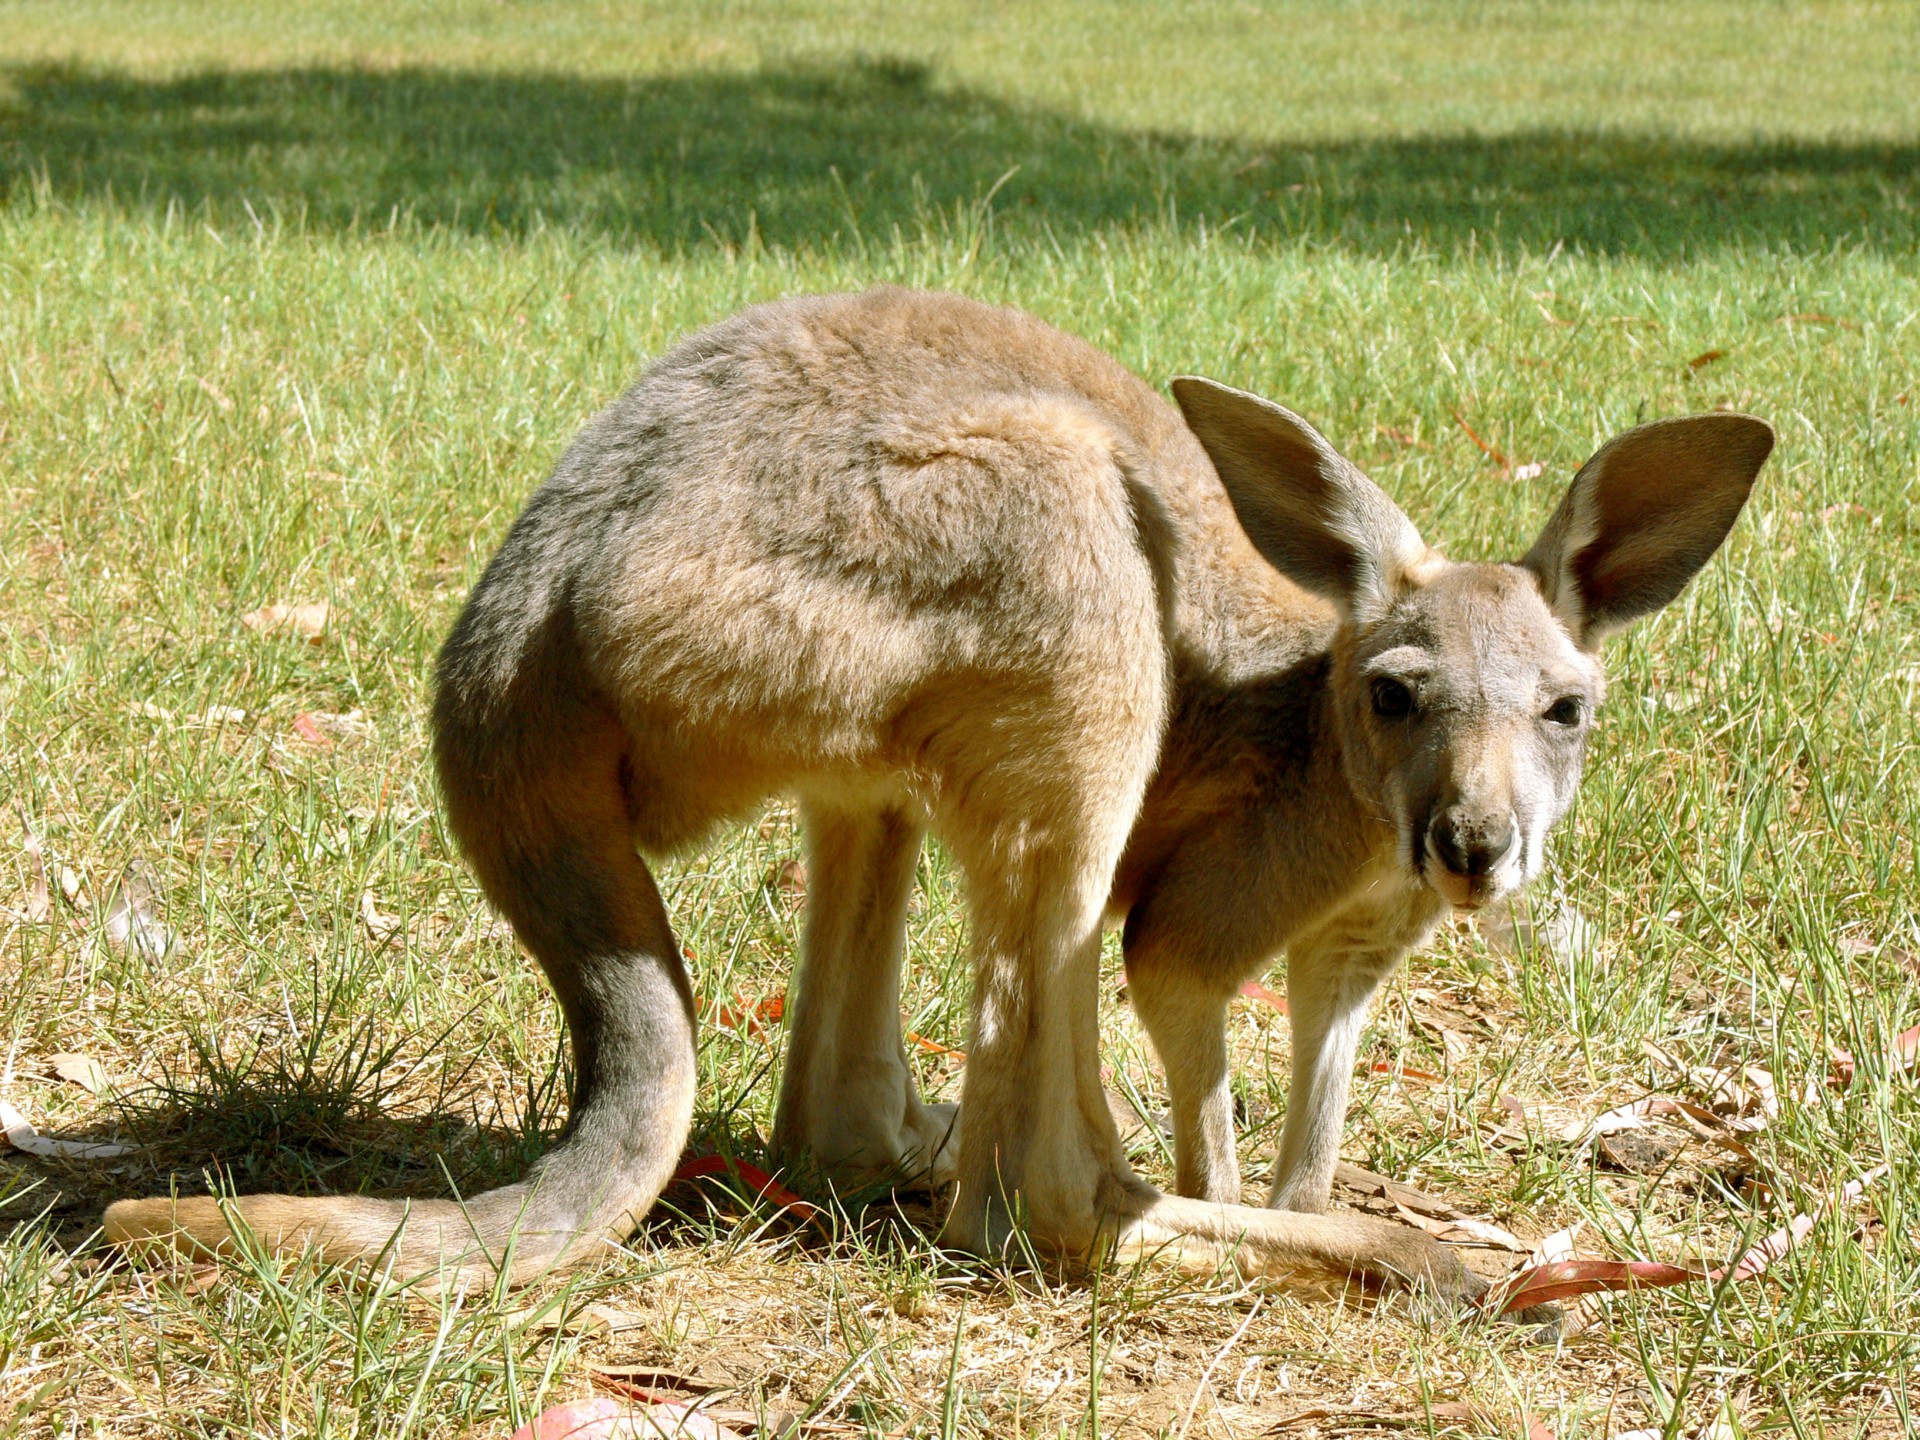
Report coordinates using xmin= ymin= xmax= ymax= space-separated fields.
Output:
xmin=105 ymin=288 xmax=1772 ymax=1306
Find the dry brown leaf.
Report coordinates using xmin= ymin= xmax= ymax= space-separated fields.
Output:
xmin=359 ymin=890 xmax=401 ymax=941
xmin=241 ymin=600 xmax=329 ymax=643
xmin=49 ymin=1053 xmax=110 ymax=1095
xmin=292 ymin=709 xmax=371 ymax=749
xmin=1687 ymin=348 xmax=1727 ymax=370
xmin=1595 ymin=1126 xmax=1687 ymax=1175
xmin=1332 ymin=1162 xmax=1464 ymax=1219
xmin=1393 ymin=1204 xmax=1530 ymax=1252
xmin=1529 ymin=1225 xmax=1582 ymax=1266
xmin=103 ymin=863 xmax=175 ymax=961
xmin=1494 ymin=1094 xmax=1590 ymax=1144
xmin=18 ymin=827 xmax=51 ymax=924
xmin=291 ymin=713 xmax=334 ymax=749
xmin=506 ymin=1301 xmax=651 ymax=1336
xmin=0 ymin=1099 xmax=134 ymax=1160
xmin=772 ymin=857 xmax=808 ymax=905
xmin=1640 ymin=1042 xmax=1778 ymax=1123
xmin=588 ymin=1366 xmax=715 ymax=1395
xmin=1268 ymin=1402 xmax=1545 ymax=1436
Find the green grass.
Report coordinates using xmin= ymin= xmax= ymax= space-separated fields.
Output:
xmin=0 ymin=2 xmax=1917 ymax=1435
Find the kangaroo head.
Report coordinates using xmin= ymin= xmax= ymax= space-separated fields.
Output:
xmin=1171 ymin=377 xmax=1774 ymax=911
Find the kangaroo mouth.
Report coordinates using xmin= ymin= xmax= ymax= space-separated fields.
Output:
xmin=1423 ymin=862 xmax=1495 ymax=911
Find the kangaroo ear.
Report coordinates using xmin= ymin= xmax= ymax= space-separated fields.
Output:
xmin=1523 ymin=413 xmax=1774 ymax=647
xmin=1170 ymin=376 xmax=1434 ymax=624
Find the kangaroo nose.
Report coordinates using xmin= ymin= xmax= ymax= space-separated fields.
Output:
xmin=1429 ymin=813 xmax=1515 ymax=877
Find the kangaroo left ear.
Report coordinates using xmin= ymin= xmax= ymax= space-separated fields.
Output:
xmin=1522 ymin=413 xmax=1774 ymax=647
xmin=1171 ymin=375 xmax=1436 ymax=626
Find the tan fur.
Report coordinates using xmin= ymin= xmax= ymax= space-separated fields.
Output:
xmin=105 ymin=289 xmax=1772 ymax=1308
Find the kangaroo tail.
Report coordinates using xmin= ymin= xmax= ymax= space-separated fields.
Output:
xmin=106 ymin=523 xmax=698 ymax=1286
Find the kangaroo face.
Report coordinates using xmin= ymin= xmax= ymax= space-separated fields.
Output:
xmin=1340 ymin=562 xmax=1603 ymax=910
xmin=1170 ymin=375 xmax=1772 ymax=919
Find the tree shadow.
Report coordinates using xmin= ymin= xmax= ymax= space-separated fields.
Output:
xmin=0 ymin=1068 xmax=547 ymax=1250
xmin=1 ymin=57 xmax=1914 ymax=257
xmin=0 ymin=1064 xmax=891 ymax=1259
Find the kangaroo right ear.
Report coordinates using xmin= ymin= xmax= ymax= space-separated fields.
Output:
xmin=1170 ymin=376 xmax=1435 ymax=625
xmin=1522 ymin=413 xmax=1774 ymax=647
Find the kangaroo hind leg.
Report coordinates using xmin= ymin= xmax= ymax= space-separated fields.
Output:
xmin=771 ymin=796 xmax=958 ymax=1190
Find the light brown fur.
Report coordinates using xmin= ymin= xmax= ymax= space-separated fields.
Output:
xmin=105 ymin=288 xmax=1773 ymax=1307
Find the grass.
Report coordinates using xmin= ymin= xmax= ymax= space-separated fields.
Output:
xmin=0 ymin=1 xmax=1916 ymax=1435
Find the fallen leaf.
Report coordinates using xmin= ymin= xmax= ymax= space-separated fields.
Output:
xmin=672 ymin=1155 xmax=818 ymax=1220
xmin=589 ymin=1385 xmax=810 ymax=1440
xmin=359 ymin=890 xmax=401 ymax=941
xmin=1489 ymin=1256 xmax=1705 ymax=1314
xmin=1367 ymin=1059 xmax=1443 ymax=1083
xmin=103 ymin=863 xmax=175 ymax=960
xmin=0 ymin=1099 xmax=134 ymax=1159
xmin=904 ymin=1030 xmax=966 ymax=1060
xmin=302 ymin=709 xmax=372 ymax=743
xmin=1332 ymin=1162 xmax=1464 ymax=1220
xmin=49 ymin=1053 xmax=110 ymax=1095
xmin=1639 ymin=1042 xmax=1778 ymax=1123
xmin=241 ymin=600 xmax=329 ymax=643
xmin=1394 ymin=1204 xmax=1530 ymax=1252
xmin=1495 ymin=1094 xmax=1590 ymax=1144
xmin=17 ymin=825 xmax=51 ymax=923
xmin=506 ymin=1302 xmax=651 ymax=1336
xmin=508 ymin=1397 xmax=744 ymax=1440
xmin=771 ymin=858 xmax=807 ymax=905
xmin=1238 ymin=979 xmax=1288 ymax=1013
xmin=1595 ymin=1126 xmax=1687 ymax=1175
xmin=588 ymin=1367 xmax=714 ymax=1395
xmin=1488 ymin=1167 xmax=1887 ymax=1315
xmin=1530 ymin=1225 xmax=1581 ymax=1266
xmin=710 ymin=991 xmax=785 ymax=1036
xmin=1453 ymin=410 xmax=1511 ymax=469
xmin=1687 ymin=348 xmax=1727 ymax=370
xmin=1721 ymin=1165 xmax=1886 ymax=1282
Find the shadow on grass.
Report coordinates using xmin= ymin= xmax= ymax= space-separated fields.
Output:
xmin=2 ymin=57 xmax=1915 ymax=257
xmin=0 ymin=1064 xmax=904 ymax=1259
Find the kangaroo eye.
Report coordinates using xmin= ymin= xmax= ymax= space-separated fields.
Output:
xmin=1544 ymin=696 xmax=1584 ymax=727
xmin=1371 ymin=678 xmax=1415 ymax=719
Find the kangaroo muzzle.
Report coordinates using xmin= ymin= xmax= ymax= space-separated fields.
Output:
xmin=1421 ymin=808 xmax=1517 ymax=909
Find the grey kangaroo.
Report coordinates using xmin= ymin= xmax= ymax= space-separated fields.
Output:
xmin=107 ymin=288 xmax=1773 ymax=1305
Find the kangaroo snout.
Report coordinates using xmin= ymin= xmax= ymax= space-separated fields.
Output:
xmin=1421 ymin=807 xmax=1518 ymax=909
xmin=1428 ymin=810 xmax=1515 ymax=878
